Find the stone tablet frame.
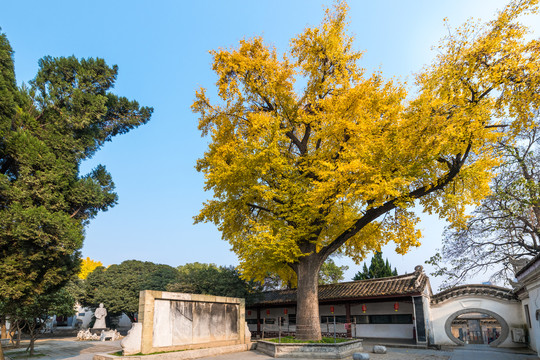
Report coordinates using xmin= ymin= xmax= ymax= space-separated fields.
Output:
xmin=138 ymin=290 xmax=246 ymax=355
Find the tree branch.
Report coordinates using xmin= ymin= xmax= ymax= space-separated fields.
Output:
xmin=320 ymin=142 xmax=472 ymax=259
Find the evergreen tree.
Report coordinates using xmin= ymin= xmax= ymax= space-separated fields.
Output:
xmin=353 ymin=252 xmax=397 ymax=280
xmin=318 ymin=258 xmax=349 ymax=285
xmin=0 ymin=32 xmax=152 ymax=356
xmin=167 ymin=263 xmax=263 ymax=305
xmin=82 ymin=261 xmax=177 ymax=323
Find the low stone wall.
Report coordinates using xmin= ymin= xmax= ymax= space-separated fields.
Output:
xmin=94 ymin=343 xmax=253 ymax=360
xmin=256 ymin=339 xmax=363 ymax=359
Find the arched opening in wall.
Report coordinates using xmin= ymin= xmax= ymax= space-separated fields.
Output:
xmin=451 ymin=312 xmax=501 ymax=345
xmin=444 ymin=308 xmax=509 ymax=347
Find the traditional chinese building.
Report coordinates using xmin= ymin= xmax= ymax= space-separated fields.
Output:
xmin=247 ymin=265 xmax=431 ymax=345
xmin=246 ymin=265 xmax=531 ymax=350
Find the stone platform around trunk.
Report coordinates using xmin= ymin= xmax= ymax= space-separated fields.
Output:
xmin=256 ymin=339 xmax=363 ymax=359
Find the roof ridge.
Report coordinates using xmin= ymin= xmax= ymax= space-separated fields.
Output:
xmin=433 ymin=283 xmax=513 ymax=296
xmin=259 ymin=273 xmax=419 ymax=295
xmin=321 ymin=273 xmax=416 ymax=287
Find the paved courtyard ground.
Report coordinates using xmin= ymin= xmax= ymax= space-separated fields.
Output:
xmin=2 ymin=337 xmax=538 ymax=360
xmin=3 ymin=338 xmax=122 ymax=360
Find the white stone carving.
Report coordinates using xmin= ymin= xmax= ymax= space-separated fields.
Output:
xmin=244 ymin=321 xmax=251 ymax=343
xmin=77 ymin=328 xmax=122 ymax=341
xmin=100 ymin=329 xmax=123 ymax=341
xmin=76 ymin=329 xmax=100 ymax=341
xmin=121 ymin=323 xmax=143 ymax=355
xmin=93 ymin=303 xmax=107 ymax=328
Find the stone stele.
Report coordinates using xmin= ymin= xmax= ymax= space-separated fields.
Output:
xmin=136 ymin=291 xmax=248 ymax=355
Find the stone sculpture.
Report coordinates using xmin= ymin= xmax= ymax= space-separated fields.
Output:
xmin=244 ymin=322 xmax=252 ymax=344
xmin=77 ymin=328 xmax=122 ymax=341
xmin=121 ymin=323 xmax=143 ymax=355
xmin=77 ymin=329 xmax=101 ymax=341
xmin=100 ymin=329 xmax=123 ymax=341
xmin=93 ymin=303 xmax=107 ymax=329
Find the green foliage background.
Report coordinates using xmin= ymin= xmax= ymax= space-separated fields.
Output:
xmin=353 ymin=252 xmax=398 ymax=280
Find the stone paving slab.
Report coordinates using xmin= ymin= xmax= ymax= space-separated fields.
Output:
xmin=449 ymin=345 xmax=538 ymax=360
xmin=3 ymin=338 xmax=121 ymax=360
xmin=2 ymin=337 xmax=538 ymax=360
xmin=191 ymin=347 xmax=451 ymax=360
xmin=94 ymin=344 xmax=252 ymax=360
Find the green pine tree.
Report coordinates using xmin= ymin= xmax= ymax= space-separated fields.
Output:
xmin=0 ymin=32 xmax=152 ymax=356
xmin=353 ymin=251 xmax=398 ymax=280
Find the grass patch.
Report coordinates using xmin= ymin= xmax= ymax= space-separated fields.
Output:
xmin=5 ymin=351 xmax=46 ymax=359
xmin=266 ymin=336 xmax=350 ymax=344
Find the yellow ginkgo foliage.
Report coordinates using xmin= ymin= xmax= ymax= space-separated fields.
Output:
xmin=193 ymin=0 xmax=540 ymax=340
xmin=78 ymin=257 xmax=103 ymax=279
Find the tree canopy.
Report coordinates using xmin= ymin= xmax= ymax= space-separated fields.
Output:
xmin=82 ymin=260 xmax=177 ymax=322
xmin=194 ymin=0 xmax=540 ymax=340
xmin=79 ymin=257 xmax=103 ymax=280
xmin=318 ymin=258 xmax=349 ymax=284
xmin=0 ymin=31 xmax=152 ymax=308
xmin=353 ymin=251 xmax=397 ymax=280
xmin=167 ymin=262 xmax=263 ymax=305
xmin=428 ymin=125 xmax=540 ymax=287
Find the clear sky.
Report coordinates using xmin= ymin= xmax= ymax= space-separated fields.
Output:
xmin=1 ymin=0 xmax=538 ymax=291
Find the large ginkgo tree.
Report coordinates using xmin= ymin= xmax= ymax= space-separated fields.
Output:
xmin=193 ymin=1 xmax=540 ymax=340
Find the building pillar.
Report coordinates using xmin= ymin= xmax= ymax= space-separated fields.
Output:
xmin=345 ymin=303 xmax=351 ymax=338
xmin=257 ymin=308 xmax=261 ymax=334
xmin=413 ymin=296 xmax=427 ymax=343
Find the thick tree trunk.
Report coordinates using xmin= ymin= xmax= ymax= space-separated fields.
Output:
xmin=0 ymin=341 xmax=4 ymax=360
xmin=1 ymin=318 xmax=6 ymax=339
xmin=27 ymin=321 xmax=36 ymax=356
xmin=295 ymin=255 xmax=323 ymax=341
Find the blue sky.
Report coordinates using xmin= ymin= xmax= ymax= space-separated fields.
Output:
xmin=1 ymin=0 xmax=538 ymax=290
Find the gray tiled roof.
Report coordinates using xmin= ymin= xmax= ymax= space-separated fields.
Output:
xmin=253 ymin=268 xmax=429 ymax=306
xmin=430 ymin=284 xmax=517 ymax=304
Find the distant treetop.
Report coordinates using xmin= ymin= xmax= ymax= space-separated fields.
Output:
xmin=353 ymin=251 xmax=397 ymax=280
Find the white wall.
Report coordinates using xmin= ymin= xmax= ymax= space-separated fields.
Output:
xmin=430 ymin=296 xmax=525 ymax=348
xmin=354 ymin=324 xmax=414 ymax=339
xmin=247 ymin=300 xmax=415 ymax=339
xmin=75 ymin=305 xmax=93 ymax=328
xmin=524 ymin=281 xmax=540 ymax=355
